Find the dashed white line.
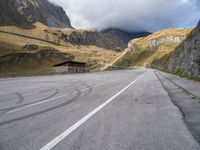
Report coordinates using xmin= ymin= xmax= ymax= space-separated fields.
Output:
xmin=40 ymin=73 xmax=146 ymax=150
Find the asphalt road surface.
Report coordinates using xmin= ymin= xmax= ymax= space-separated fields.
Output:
xmin=0 ymin=69 xmax=200 ymax=150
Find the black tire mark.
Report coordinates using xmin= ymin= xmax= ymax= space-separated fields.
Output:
xmin=0 ymin=88 xmax=59 ymax=112
xmin=0 ymin=80 xmax=93 ymax=123
xmin=78 ymin=83 xmax=93 ymax=98
xmin=0 ymin=79 xmax=81 ymax=115
xmin=0 ymin=92 xmax=24 ymax=104
xmin=15 ymin=92 xmax=24 ymax=104
xmin=0 ymin=87 xmax=82 ymax=125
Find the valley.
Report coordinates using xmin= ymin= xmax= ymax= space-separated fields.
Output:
xmin=0 ymin=23 xmax=123 ymax=75
xmin=0 ymin=0 xmax=199 ymax=81
xmin=0 ymin=0 xmax=200 ymax=150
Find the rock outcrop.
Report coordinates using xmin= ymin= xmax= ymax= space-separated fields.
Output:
xmin=149 ymin=36 xmax=185 ymax=48
xmin=151 ymin=21 xmax=200 ymax=79
xmin=0 ymin=0 xmax=72 ymax=28
xmin=59 ymin=29 xmax=127 ymax=50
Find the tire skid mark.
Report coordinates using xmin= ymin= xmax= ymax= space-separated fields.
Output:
xmin=0 ymin=85 xmax=83 ymax=125
xmin=0 ymin=80 xmax=83 ymax=118
xmin=0 ymin=77 xmax=121 ymax=124
xmin=0 ymin=88 xmax=59 ymax=112
xmin=78 ymin=82 xmax=93 ymax=98
xmin=0 ymin=92 xmax=24 ymax=104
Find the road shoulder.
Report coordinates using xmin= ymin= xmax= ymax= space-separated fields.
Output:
xmin=156 ymin=71 xmax=200 ymax=144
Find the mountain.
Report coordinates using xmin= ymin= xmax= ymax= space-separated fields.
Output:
xmin=150 ymin=21 xmax=200 ymax=80
xmin=0 ymin=23 xmax=123 ymax=75
xmin=114 ymin=28 xmax=192 ymax=67
xmin=0 ymin=0 xmax=160 ymax=76
xmin=60 ymin=29 xmax=127 ymax=50
xmin=101 ymin=28 xmax=151 ymax=43
xmin=0 ymin=0 xmax=72 ymax=28
xmin=0 ymin=22 xmax=127 ymax=51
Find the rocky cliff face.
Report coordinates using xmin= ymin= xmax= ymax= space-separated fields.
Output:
xmin=150 ymin=21 xmax=200 ymax=79
xmin=149 ymin=36 xmax=185 ymax=48
xmin=0 ymin=0 xmax=72 ymax=28
xmin=169 ymin=22 xmax=200 ymax=79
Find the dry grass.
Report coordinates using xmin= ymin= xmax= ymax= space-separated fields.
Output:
xmin=58 ymin=45 xmax=120 ymax=71
xmin=0 ymin=23 xmax=121 ymax=75
xmin=116 ymin=28 xmax=192 ymax=67
xmin=130 ymin=28 xmax=192 ymax=47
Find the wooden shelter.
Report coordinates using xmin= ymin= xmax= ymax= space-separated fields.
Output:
xmin=53 ymin=61 xmax=87 ymax=74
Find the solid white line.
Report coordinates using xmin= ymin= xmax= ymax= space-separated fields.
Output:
xmin=40 ymin=73 xmax=146 ymax=150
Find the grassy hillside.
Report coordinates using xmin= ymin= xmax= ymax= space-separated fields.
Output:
xmin=115 ymin=28 xmax=192 ymax=67
xmin=0 ymin=48 xmax=73 ymax=76
xmin=0 ymin=22 xmax=71 ymax=46
xmin=0 ymin=23 xmax=121 ymax=75
xmin=0 ymin=22 xmax=126 ymax=50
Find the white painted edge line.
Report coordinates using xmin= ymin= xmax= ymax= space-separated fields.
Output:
xmin=40 ymin=73 xmax=146 ymax=150
xmin=7 ymin=78 xmax=120 ymax=114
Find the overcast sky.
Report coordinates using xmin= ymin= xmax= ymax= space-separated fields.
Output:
xmin=49 ymin=0 xmax=200 ymax=32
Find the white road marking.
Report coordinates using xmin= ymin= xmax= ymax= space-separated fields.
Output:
xmin=6 ymin=78 xmax=120 ymax=114
xmin=40 ymin=73 xmax=146 ymax=150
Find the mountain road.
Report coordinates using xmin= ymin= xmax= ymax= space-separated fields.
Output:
xmin=0 ymin=69 xmax=200 ymax=150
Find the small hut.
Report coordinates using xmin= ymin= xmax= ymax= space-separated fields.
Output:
xmin=53 ymin=61 xmax=87 ymax=74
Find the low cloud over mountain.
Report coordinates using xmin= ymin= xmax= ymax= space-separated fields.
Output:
xmin=49 ymin=0 xmax=200 ymax=32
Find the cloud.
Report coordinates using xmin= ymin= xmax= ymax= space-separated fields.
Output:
xmin=49 ymin=0 xmax=200 ymax=32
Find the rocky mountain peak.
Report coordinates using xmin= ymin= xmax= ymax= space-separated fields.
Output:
xmin=0 ymin=0 xmax=72 ymax=28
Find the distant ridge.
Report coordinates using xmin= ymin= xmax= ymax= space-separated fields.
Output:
xmin=101 ymin=28 xmax=151 ymax=43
